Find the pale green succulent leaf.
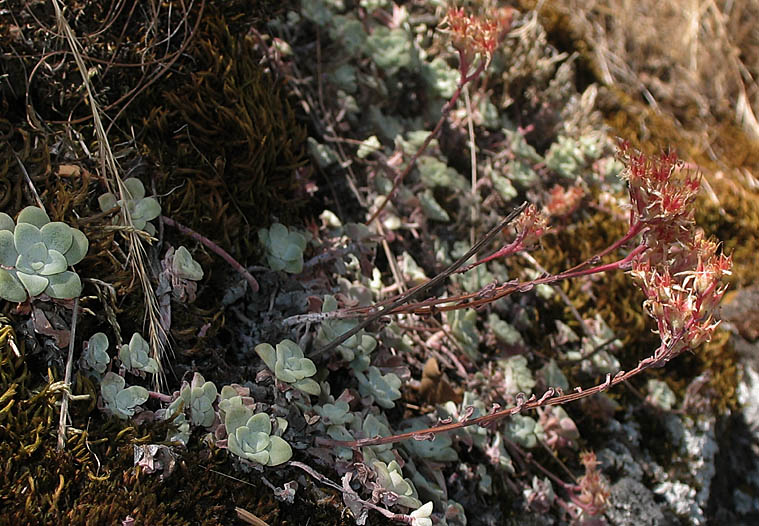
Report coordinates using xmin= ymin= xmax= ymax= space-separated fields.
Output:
xmin=17 ymin=206 xmax=50 ymax=228
xmin=89 ymin=332 xmax=109 ymax=353
xmin=134 ymin=196 xmax=161 ymax=222
xmin=65 ymin=228 xmax=89 ymax=266
xmin=268 ymin=223 xmax=290 ymax=254
xmin=266 ymin=436 xmax=293 ymax=466
xmin=123 ymin=178 xmax=146 ymax=200
xmin=40 ymin=222 xmax=73 ymax=255
xmin=44 ymin=271 xmax=82 ymax=299
xmin=0 ymin=213 xmax=14 ymax=232
xmin=0 ymin=269 xmax=27 ymax=302
xmin=13 ymin=222 xmax=42 ymax=256
xmin=173 ymin=246 xmax=203 ymax=281
xmin=225 ymin=405 xmax=253 ymax=435
xmin=38 ymin=249 xmax=68 ymax=276
xmin=100 ymin=372 xmax=125 ymax=404
xmin=246 ymin=412 xmax=272 ymax=434
xmin=293 ymin=378 xmax=321 ymax=396
xmin=255 ymin=343 xmax=277 ymax=372
xmin=16 ymin=272 xmax=48 ymax=297
xmin=0 ymin=230 xmax=18 ymax=266
xmin=98 ymin=193 xmax=118 ymax=212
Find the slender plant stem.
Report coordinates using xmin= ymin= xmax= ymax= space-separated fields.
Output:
xmin=367 ymin=62 xmax=487 ymax=225
xmin=311 ymin=202 xmax=527 ymax=356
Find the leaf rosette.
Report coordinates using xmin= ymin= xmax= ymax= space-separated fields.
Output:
xmin=119 ymin=332 xmax=160 ymax=374
xmin=98 ymin=178 xmax=161 ymax=235
xmin=224 ymin=406 xmax=292 ymax=466
xmin=257 ymin=223 xmax=307 ymax=274
xmin=255 ymin=339 xmax=320 ymax=396
xmin=0 ymin=206 xmax=88 ymax=302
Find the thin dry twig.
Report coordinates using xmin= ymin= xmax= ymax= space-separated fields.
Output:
xmin=57 ymin=297 xmax=79 ymax=450
xmin=50 ymin=0 xmax=169 ymax=389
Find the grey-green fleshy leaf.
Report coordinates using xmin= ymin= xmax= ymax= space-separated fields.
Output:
xmin=45 ymin=271 xmax=82 ymax=299
xmin=0 ymin=230 xmax=17 ymax=266
xmin=172 ymin=246 xmax=203 ymax=281
xmin=40 ymin=222 xmax=73 ymax=255
xmin=256 ymin=340 xmax=320 ymax=396
xmin=0 ymin=213 xmax=14 ymax=232
xmin=16 ymin=272 xmax=48 ymax=297
xmin=17 ymin=206 xmax=50 ymax=228
xmin=0 ymin=270 xmax=27 ymax=303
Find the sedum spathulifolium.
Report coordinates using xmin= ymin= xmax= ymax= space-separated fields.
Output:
xmin=356 ymin=366 xmax=402 ymax=409
xmin=0 ymin=206 xmax=88 ymax=302
xmin=82 ymin=332 xmax=111 ymax=375
xmin=179 ymin=372 xmax=218 ymax=428
xmin=119 ymin=332 xmax=159 ymax=375
xmin=98 ymin=178 xmax=161 ymax=235
xmin=100 ymin=372 xmax=149 ymax=419
xmin=223 ymin=404 xmax=292 ymax=467
xmin=315 ymin=295 xmax=377 ymax=371
xmin=258 ymin=223 xmax=307 ymax=274
xmin=256 ymin=339 xmax=320 ymax=396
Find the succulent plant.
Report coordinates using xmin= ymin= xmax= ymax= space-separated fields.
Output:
xmin=372 ymin=459 xmax=422 ymax=509
xmin=356 ymin=366 xmax=402 ymax=409
xmin=401 ymin=418 xmax=458 ymax=462
xmin=224 ymin=405 xmax=292 ymax=466
xmin=0 ymin=206 xmax=88 ymax=302
xmin=315 ymin=295 xmax=376 ymax=371
xmin=366 ymin=26 xmax=418 ymax=75
xmin=83 ymin=332 xmax=110 ymax=374
xmin=498 ymin=355 xmax=536 ymax=396
xmin=171 ymin=246 xmax=204 ymax=281
xmin=503 ymin=414 xmax=544 ymax=449
xmin=258 ymin=223 xmax=307 ymax=274
xmin=487 ymin=313 xmax=524 ymax=347
xmin=164 ymin=396 xmax=191 ymax=445
xmin=315 ymin=400 xmax=353 ymax=426
xmin=446 ymin=308 xmax=480 ymax=360
xmin=361 ymin=413 xmax=394 ymax=456
xmin=538 ymin=359 xmax=569 ymax=392
xmin=255 ymin=339 xmax=320 ymax=396
xmin=119 ymin=332 xmax=159 ymax=374
xmin=100 ymin=372 xmax=149 ymax=419
xmin=98 ymin=178 xmax=161 ymax=236
xmin=179 ymin=372 xmax=218 ymax=427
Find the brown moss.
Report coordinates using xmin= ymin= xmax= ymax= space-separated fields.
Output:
xmin=142 ymin=7 xmax=309 ymax=260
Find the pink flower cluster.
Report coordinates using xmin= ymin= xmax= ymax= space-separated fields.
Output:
xmin=620 ymin=144 xmax=732 ymax=363
xmin=572 ymin=451 xmax=610 ymax=518
xmin=444 ymin=7 xmax=513 ymax=73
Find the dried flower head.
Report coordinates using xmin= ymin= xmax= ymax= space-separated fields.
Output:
xmin=617 ymin=144 xmax=732 ymax=364
xmin=631 ymin=229 xmax=731 ymax=362
xmin=514 ymin=204 xmax=549 ymax=249
xmin=572 ymin=451 xmax=609 ymax=517
xmin=443 ymin=7 xmax=513 ymax=73
xmin=617 ymin=141 xmax=701 ymax=229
